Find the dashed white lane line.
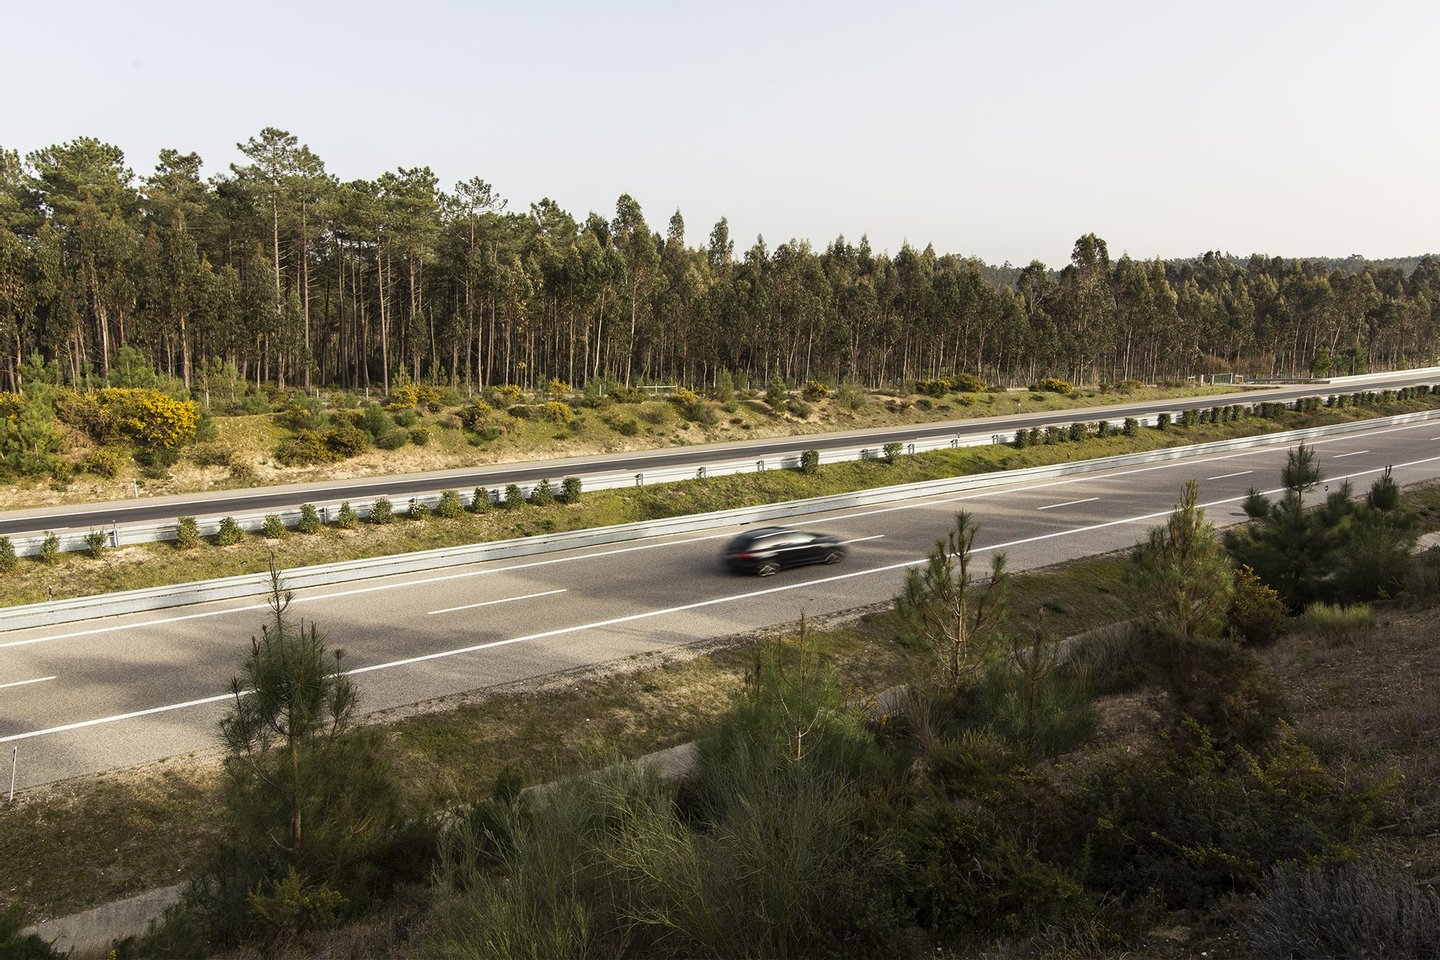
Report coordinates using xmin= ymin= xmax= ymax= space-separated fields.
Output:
xmin=1206 ymin=470 xmax=1253 ymax=481
xmin=1037 ymin=497 xmax=1099 ymax=511
xmin=8 ymin=452 xmax=1440 ymax=747
xmin=1333 ymin=450 xmax=1369 ymax=459
xmin=839 ymin=535 xmax=885 ymax=545
xmin=429 ymin=589 xmax=567 ymax=617
xmin=0 ymin=676 xmax=54 ymax=690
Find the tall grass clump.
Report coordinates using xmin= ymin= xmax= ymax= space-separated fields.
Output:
xmin=1299 ymin=602 xmax=1376 ymax=646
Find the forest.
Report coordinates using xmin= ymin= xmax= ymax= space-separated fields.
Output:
xmin=1 ymin=129 xmax=1437 ymax=396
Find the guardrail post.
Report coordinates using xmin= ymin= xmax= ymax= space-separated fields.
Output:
xmin=907 ymin=443 xmax=915 ymax=455
xmin=992 ymin=434 xmax=1003 ymax=445
xmin=319 ymin=505 xmax=328 ymax=522
xmin=109 ymin=525 xmax=120 ymax=549
xmin=696 ymin=466 xmax=705 ymax=479
xmin=635 ymin=473 xmax=644 ymax=487
xmin=950 ymin=437 xmax=959 ymax=448
xmin=756 ymin=459 xmax=765 ymax=472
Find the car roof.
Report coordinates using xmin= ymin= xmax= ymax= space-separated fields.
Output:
xmin=733 ymin=526 xmax=794 ymax=540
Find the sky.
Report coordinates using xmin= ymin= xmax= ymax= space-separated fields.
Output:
xmin=3 ymin=0 xmax=1437 ymax=266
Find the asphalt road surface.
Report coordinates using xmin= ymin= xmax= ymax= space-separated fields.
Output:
xmin=3 ymin=415 xmax=1439 ymax=789
xmin=2 ymin=370 xmax=1437 ymax=539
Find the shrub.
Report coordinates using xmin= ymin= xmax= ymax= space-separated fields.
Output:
xmin=276 ymin=430 xmax=341 ymax=466
xmin=262 ymin=514 xmax=286 ymax=539
xmin=486 ymin=383 xmax=525 ymax=406
xmin=324 ymin=424 xmax=370 ymax=459
xmin=836 ymin=382 xmax=865 ymax=411
xmin=409 ymin=426 xmax=431 ymax=446
xmin=188 ymin=440 xmax=235 ymax=467
xmin=1156 ymin=412 xmax=1171 ymax=430
xmin=393 ymin=408 xmax=420 ymax=428
xmin=539 ymin=401 xmax=573 ymax=423
xmin=174 ymin=516 xmax=201 ymax=549
xmin=335 ymin=502 xmax=358 ymax=529
xmin=369 ymin=497 xmax=394 ymax=524
xmin=802 ymin=379 xmax=830 ymax=400
xmin=1249 ymin=857 xmax=1440 ymax=960
xmin=560 ymin=476 xmax=582 ymax=504
xmin=882 ymin=441 xmax=903 ymax=464
xmin=529 ymin=479 xmax=555 ymax=506
xmin=799 ymin=449 xmax=820 ymax=475
xmin=1068 ymin=421 xmax=1087 ymax=442
xmin=914 ymin=378 xmax=950 ymax=398
xmin=436 ymin=490 xmax=465 ymax=519
xmin=764 ymin=377 xmax=789 ymax=412
xmin=788 ymin=398 xmax=813 ymax=419
xmin=616 ymin=418 xmax=640 ymax=436
xmin=457 ymin=401 xmax=494 ymax=431
xmin=37 ymin=531 xmax=60 ymax=564
xmin=357 ymin=403 xmax=393 ymax=438
xmin=1116 ymin=378 xmax=1144 ymax=393
xmin=1095 ymin=419 xmax=1112 ymax=437
xmin=376 ymin=428 xmax=409 ymax=450
xmin=504 ymin=484 xmax=525 ymax=509
xmin=296 ymin=503 xmax=322 ymax=534
xmin=712 ymin=369 xmax=735 ymax=402
xmin=1032 ymin=376 xmax=1074 ymax=394
xmin=1299 ymin=602 xmax=1376 ymax=646
xmin=85 ymin=447 xmax=123 ymax=478
xmin=0 ymin=536 xmax=13 ymax=574
xmin=506 ymin=404 xmax=533 ymax=420
xmin=84 ymin=529 xmax=107 ymax=558
xmin=1146 ymin=633 xmax=1288 ymax=748
xmin=1013 ymin=427 xmax=1031 ymax=448
xmin=951 ymin=372 xmax=986 ymax=393
xmin=215 ymin=516 xmax=244 ymax=546
xmin=1044 ymin=425 xmax=1066 ymax=444
xmin=1123 ymin=416 xmax=1139 ymax=437
xmin=470 ymin=487 xmax=492 ymax=513
xmin=408 ymin=499 xmax=429 ymax=521
xmin=92 ymin=387 xmax=199 ymax=450
xmin=1227 ymin=565 xmax=1288 ymax=646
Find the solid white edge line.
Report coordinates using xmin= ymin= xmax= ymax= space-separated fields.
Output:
xmin=1036 ymin=497 xmax=1100 ymax=511
xmin=15 ymin=451 xmax=1439 ymax=745
xmin=428 ymin=588 xmax=567 ymax=617
xmin=0 ymin=676 xmax=55 ymax=690
xmin=1206 ymin=470 xmax=1253 ymax=481
xmin=5 ymin=416 xmax=1435 ymax=652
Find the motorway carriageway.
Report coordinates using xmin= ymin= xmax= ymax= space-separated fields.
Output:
xmin=3 ymin=416 xmax=1440 ymax=788
xmin=1 ymin=368 xmax=1438 ymax=539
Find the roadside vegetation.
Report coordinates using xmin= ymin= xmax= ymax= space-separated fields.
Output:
xmin=2 ymin=386 xmax=1438 ymax=607
xmin=4 ymin=464 xmax=1440 ymax=957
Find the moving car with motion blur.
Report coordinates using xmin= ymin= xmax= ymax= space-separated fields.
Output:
xmin=722 ymin=526 xmax=847 ymax=576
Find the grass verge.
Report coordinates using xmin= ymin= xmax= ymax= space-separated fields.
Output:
xmin=3 ymin=398 xmax=1437 ymax=609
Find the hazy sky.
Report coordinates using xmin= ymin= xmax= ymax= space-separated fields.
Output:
xmin=4 ymin=0 xmax=1436 ymax=265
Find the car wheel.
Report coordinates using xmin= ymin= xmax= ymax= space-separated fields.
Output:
xmin=756 ymin=561 xmax=780 ymax=577
xmin=823 ymin=551 xmax=842 ymax=564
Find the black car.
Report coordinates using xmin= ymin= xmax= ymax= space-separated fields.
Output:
xmin=722 ymin=526 xmax=848 ymax=576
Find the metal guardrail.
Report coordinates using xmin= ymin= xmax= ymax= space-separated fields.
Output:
xmin=12 ymin=382 xmax=1434 ymax=558
xmin=3 ymin=407 xmax=1437 ymax=633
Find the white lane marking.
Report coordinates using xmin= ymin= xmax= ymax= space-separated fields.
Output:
xmin=1333 ymin=450 xmax=1369 ymax=459
xmin=4 ymin=418 xmax=1433 ymax=651
xmin=1037 ymin=497 xmax=1099 ymax=511
xmin=839 ymin=535 xmax=885 ymax=545
xmin=0 ymin=676 xmax=54 ymax=690
xmin=1206 ymin=470 xmax=1253 ymax=481
xmin=9 ymin=452 xmax=1440 ymax=746
xmin=428 ymin=588 xmax=567 ymax=617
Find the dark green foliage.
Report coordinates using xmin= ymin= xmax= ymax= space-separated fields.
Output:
xmin=357 ymin=403 xmax=392 ymax=439
xmin=1129 ymin=480 xmax=1233 ymax=641
xmin=335 ymin=502 xmax=358 ymax=529
xmin=295 ymin=503 xmax=322 ymax=534
xmin=1249 ymin=858 xmax=1440 ymax=960
xmin=799 ymin=448 xmax=820 ymax=474
xmin=470 ymin=487 xmax=492 ymax=512
xmin=1013 ymin=426 xmax=1031 ymax=448
xmin=951 ymin=372 xmax=986 ymax=392
xmin=882 ymin=441 xmax=903 ymax=464
xmin=375 ymin=428 xmax=408 ymax=450
xmin=435 ymin=489 xmax=464 ymax=519
xmin=616 ymin=418 xmax=640 ymax=436
xmin=368 ymin=497 xmax=393 ymax=524
xmin=407 ymin=499 xmax=429 ymax=521
xmin=528 ymin=478 xmax=555 ymax=506
xmin=84 ymin=528 xmax=107 ymax=558
xmin=0 ymin=535 xmax=16 ymax=573
xmin=1156 ymin=412 xmax=1171 ymax=430
xmin=261 ymin=514 xmax=285 ymax=539
xmin=173 ymin=515 xmax=200 ymax=547
xmin=1227 ymin=565 xmax=1288 ymax=646
xmin=408 ymin=426 xmax=430 ymax=446
xmin=38 ymin=531 xmax=60 ymax=564
xmin=1044 ymin=425 xmax=1066 ymax=444
xmin=215 ymin=516 xmax=243 ymax=545
xmin=971 ymin=631 xmax=1098 ymax=758
xmin=560 ymin=476 xmax=582 ymax=504
xmin=712 ymin=368 xmax=735 ymax=402
xmin=788 ymin=397 xmax=813 ymax=418
xmin=1146 ymin=632 xmax=1289 ymax=748
xmin=1073 ymin=725 xmax=1389 ymax=911
xmin=764 ymin=376 xmax=789 ymax=411
xmin=503 ymin=484 xmax=525 ymax=509
xmin=1095 ymin=419 xmax=1112 ymax=437
xmin=1068 ymin=421 xmax=1087 ymax=441
xmin=1122 ymin=416 xmax=1139 ymax=437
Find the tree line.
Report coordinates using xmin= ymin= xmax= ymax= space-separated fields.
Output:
xmin=1 ymin=129 xmax=1437 ymax=397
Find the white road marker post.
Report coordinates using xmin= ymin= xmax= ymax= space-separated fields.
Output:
xmin=8 ymin=746 xmax=15 ymax=802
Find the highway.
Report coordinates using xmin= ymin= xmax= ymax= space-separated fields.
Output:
xmin=3 ymin=415 xmax=1440 ymax=789
xmin=1 ymin=369 xmax=1437 ymax=539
